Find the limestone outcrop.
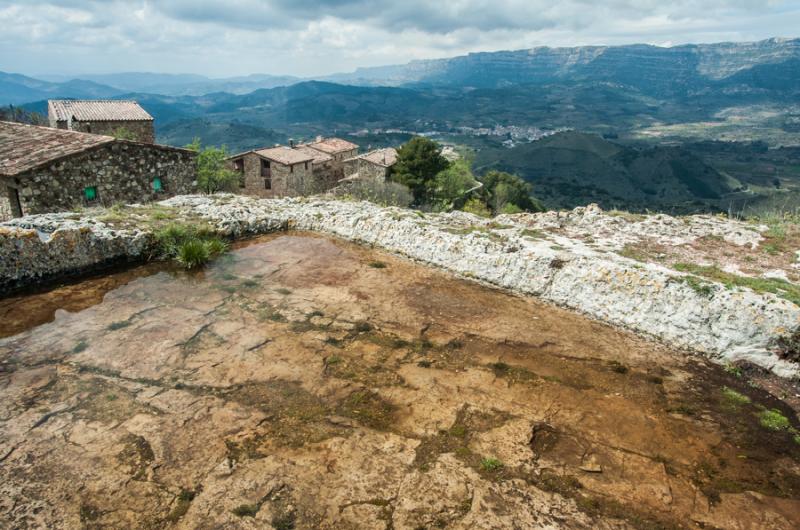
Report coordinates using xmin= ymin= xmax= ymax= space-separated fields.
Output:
xmin=1 ymin=194 xmax=798 ymax=378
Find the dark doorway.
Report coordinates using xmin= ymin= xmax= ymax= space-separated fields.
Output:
xmin=8 ymin=187 xmax=23 ymax=217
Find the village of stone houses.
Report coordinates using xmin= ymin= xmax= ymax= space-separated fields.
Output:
xmin=1 ymin=99 xmax=800 ymax=530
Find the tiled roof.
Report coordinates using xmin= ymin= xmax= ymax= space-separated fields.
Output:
xmin=0 ymin=121 xmax=114 ymax=176
xmin=48 ymin=100 xmax=154 ymax=122
xmin=307 ymin=137 xmax=359 ymax=155
xmin=292 ymin=145 xmax=333 ymax=165
xmin=254 ymin=146 xmax=315 ymax=165
xmin=356 ymin=147 xmax=398 ymax=167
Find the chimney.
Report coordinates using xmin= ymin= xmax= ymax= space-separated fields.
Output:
xmin=289 ymin=139 xmax=295 ymax=148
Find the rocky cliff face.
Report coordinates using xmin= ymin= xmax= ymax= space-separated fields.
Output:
xmin=1 ymin=195 xmax=798 ymax=378
xmin=329 ymin=38 xmax=800 ymax=96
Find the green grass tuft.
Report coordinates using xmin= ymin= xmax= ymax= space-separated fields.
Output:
xmin=673 ymin=263 xmax=800 ymax=306
xmin=480 ymin=457 xmax=504 ymax=471
xmin=758 ymin=408 xmax=791 ymax=431
xmin=721 ymin=387 xmax=751 ymax=406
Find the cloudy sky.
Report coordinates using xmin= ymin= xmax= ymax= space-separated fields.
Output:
xmin=1 ymin=0 xmax=798 ymax=78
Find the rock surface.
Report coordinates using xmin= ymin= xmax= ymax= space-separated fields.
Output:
xmin=1 ymin=195 xmax=798 ymax=378
xmin=1 ymin=234 xmax=798 ymax=529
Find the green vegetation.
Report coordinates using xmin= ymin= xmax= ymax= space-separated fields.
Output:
xmin=337 ymin=178 xmax=414 ymax=207
xmin=478 ymin=170 xmax=544 ymax=214
xmin=185 ymin=138 xmax=239 ymax=194
xmin=231 ymin=504 xmax=260 ymax=517
xmin=721 ymin=387 xmax=751 ymax=406
xmin=389 ymin=136 xmax=450 ymax=204
xmin=462 ymin=198 xmax=492 ymax=217
xmin=758 ymin=408 xmax=791 ymax=431
xmin=672 ymin=263 xmax=800 ymax=305
xmin=430 ymin=158 xmax=480 ymax=210
xmin=110 ymin=127 xmax=138 ymax=141
xmin=368 ymin=261 xmax=387 ymax=269
xmin=153 ymin=222 xmax=229 ymax=270
xmin=480 ymin=457 xmax=504 ymax=471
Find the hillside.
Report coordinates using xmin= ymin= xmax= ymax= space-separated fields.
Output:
xmin=0 ymin=72 xmax=122 ymax=105
xmin=474 ymin=131 xmax=732 ymax=212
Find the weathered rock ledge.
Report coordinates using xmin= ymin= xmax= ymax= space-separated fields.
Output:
xmin=1 ymin=194 xmax=798 ymax=378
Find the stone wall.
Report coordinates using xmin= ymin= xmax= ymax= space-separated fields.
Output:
xmin=0 ymin=192 xmax=11 ymax=222
xmin=344 ymin=158 xmax=390 ymax=181
xmin=71 ymin=120 xmax=155 ymax=144
xmin=231 ymin=153 xmax=315 ymax=198
xmin=6 ymin=141 xmax=196 ymax=216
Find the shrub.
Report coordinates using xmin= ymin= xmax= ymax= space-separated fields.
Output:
xmin=153 ymin=222 xmax=229 ymax=269
xmin=177 ymin=239 xmax=211 ymax=269
xmin=462 ymin=198 xmax=492 ymax=218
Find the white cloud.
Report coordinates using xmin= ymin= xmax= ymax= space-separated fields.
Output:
xmin=0 ymin=0 xmax=796 ymax=77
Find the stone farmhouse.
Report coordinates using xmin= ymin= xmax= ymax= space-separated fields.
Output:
xmin=0 ymin=121 xmax=195 ymax=220
xmin=48 ymin=100 xmax=155 ymax=144
xmin=343 ymin=147 xmax=398 ymax=181
xmin=227 ymin=137 xmax=359 ymax=198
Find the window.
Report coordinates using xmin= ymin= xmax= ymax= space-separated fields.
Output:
xmin=84 ymin=186 xmax=98 ymax=202
xmin=304 ymin=162 xmax=309 ymax=170
xmin=264 ymin=177 xmax=272 ymax=190
xmin=234 ymin=159 xmax=244 ymax=172
xmin=290 ymin=164 xmax=294 ymax=174
xmin=260 ymin=159 xmax=270 ymax=177
xmin=152 ymin=177 xmax=163 ymax=192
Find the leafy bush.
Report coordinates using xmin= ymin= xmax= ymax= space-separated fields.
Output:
xmin=462 ymin=198 xmax=492 ymax=218
xmin=185 ymin=138 xmax=239 ymax=194
xmin=480 ymin=457 xmax=504 ymax=471
xmin=390 ymin=136 xmax=449 ymax=204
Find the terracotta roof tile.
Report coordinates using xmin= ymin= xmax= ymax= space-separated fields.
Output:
xmin=292 ymin=145 xmax=333 ymax=164
xmin=48 ymin=100 xmax=153 ymax=122
xmin=254 ymin=146 xmax=315 ymax=165
xmin=356 ymin=147 xmax=398 ymax=167
xmin=307 ymin=137 xmax=359 ymax=155
xmin=0 ymin=121 xmax=114 ymax=176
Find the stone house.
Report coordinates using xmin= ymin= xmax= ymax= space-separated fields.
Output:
xmin=343 ymin=148 xmax=398 ymax=181
xmin=304 ymin=137 xmax=359 ymax=181
xmin=0 ymin=121 xmax=195 ymax=220
xmin=227 ymin=146 xmax=316 ymax=198
xmin=48 ymin=100 xmax=155 ymax=143
xmin=227 ymin=137 xmax=359 ymax=198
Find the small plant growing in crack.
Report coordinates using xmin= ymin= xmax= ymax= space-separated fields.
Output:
xmin=480 ymin=457 xmax=504 ymax=472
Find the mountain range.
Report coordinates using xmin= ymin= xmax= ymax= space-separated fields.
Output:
xmin=3 ymin=37 xmax=800 ymax=214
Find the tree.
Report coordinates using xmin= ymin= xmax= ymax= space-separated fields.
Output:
xmin=479 ymin=170 xmax=543 ymax=214
xmin=430 ymin=158 xmax=479 ymax=210
xmin=185 ymin=138 xmax=238 ymax=194
xmin=389 ymin=137 xmax=449 ymax=204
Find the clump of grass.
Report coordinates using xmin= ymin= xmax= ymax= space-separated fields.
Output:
xmin=758 ymin=408 xmax=791 ymax=431
xmin=153 ymin=222 xmax=229 ymax=270
xmin=231 ymin=504 xmax=259 ymax=517
xmin=368 ymin=261 xmax=387 ymax=269
xmin=673 ymin=262 xmax=800 ymax=305
xmin=721 ymin=387 xmax=751 ymax=406
xmin=480 ymin=457 xmax=504 ymax=472
xmin=724 ymin=362 xmax=743 ymax=378
xmin=609 ymin=361 xmax=629 ymax=374
xmin=176 ymin=239 xmax=211 ymax=269
xmin=272 ymin=513 xmax=296 ymax=530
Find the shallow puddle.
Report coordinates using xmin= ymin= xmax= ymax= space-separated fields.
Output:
xmin=1 ymin=232 xmax=799 ymax=529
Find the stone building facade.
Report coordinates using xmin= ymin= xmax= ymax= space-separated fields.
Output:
xmin=343 ymin=148 xmax=398 ymax=181
xmin=0 ymin=121 xmax=195 ymax=219
xmin=306 ymin=137 xmax=359 ymax=181
xmin=48 ymin=100 xmax=155 ymax=144
xmin=228 ymin=147 xmax=315 ymax=198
